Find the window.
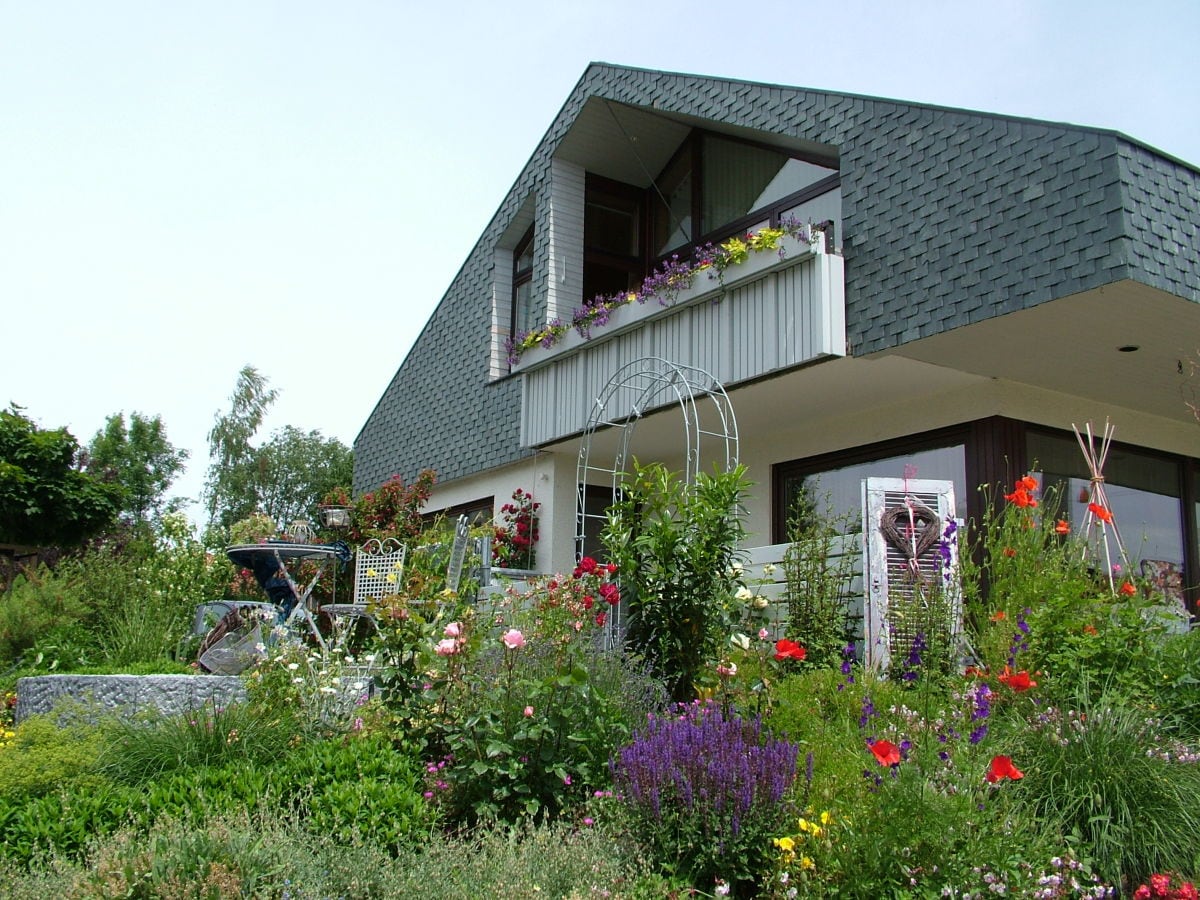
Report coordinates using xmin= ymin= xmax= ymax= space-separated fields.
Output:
xmin=774 ymin=418 xmax=1198 ymax=612
xmin=652 ymin=132 xmax=838 ymax=257
xmin=776 ymin=440 xmax=967 ymax=538
xmin=511 ymin=226 xmax=536 ymax=338
xmin=584 ymin=176 xmax=646 ymax=302
xmin=424 ymin=496 xmax=495 ymax=529
xmin=1027 ymin=430 xmax=1187 ymax=573
xmin=578 ymin=132 xmax=838 ymax=310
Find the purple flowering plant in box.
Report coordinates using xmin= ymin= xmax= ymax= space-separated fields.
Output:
xmin=610 ymin=701 xmax=799 ymax=893
xmin=506 ymin=218 xmax=818 ymax=365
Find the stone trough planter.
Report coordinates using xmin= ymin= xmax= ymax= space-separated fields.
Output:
xmin=15 ymin=674 xmax=247 ymax=724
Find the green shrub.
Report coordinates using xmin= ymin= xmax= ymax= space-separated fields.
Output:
xmin=421 ymin=568 xmax=663 ymax=825
xmin=0 ymin=811 xmax=667 ymax=899
xmin=0 ymin=714 xmax=106 ymax=802
xmin=602 ymin=461 xmax=750 ymax=702
xmin=781 ymin=495 xmax=858 ymax=669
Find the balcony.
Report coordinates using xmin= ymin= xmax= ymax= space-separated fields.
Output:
xmin=516 ymin=233 xmax=845 ymax=448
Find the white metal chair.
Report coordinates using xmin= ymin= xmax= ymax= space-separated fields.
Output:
xmin=322 ymin=538 xmax=406 ymax=651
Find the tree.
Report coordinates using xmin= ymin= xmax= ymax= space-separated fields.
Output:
xmin=203 ymin=366 xmax=353 ymax=531
xmin=255 ymin=425 xmax=353 ymax=527
xmin=0 ymin=405 xmax=123 ymax=547
xmin=204 ymin=365 xmax=278 ymax=529
xmin=85 ymin=412 xmax=189 ymax=526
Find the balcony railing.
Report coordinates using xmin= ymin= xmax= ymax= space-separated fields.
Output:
xmin=517 ymin=234 xmax=845 ymax=448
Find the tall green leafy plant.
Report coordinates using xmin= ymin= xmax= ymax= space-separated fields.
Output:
xmin=602 ymin=461 xmax=750 ymax=702
xmin=782 ymin=493 xmax=857 ymax=669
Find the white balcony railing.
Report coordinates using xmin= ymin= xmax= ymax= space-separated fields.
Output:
xmin=517 ymin=235 xmax=845 ymax=448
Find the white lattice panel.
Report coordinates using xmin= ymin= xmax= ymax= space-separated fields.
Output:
xmin=353 ymin=538 xmax=407 ymax=602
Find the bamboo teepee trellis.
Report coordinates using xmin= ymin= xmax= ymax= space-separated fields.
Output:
xmin=1072 ymin=419 xmax=1129 ymax=591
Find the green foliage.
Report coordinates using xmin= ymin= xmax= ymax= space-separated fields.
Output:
xmin=243 ymin=642 xmax=376 ymax=740
xmin=0 ymin=811 xmax=665 ymax=899
xmin=0 ymin=404 xmax=122 ymax=547
xmin=602 ymin=461 xmax=750 ymax=702
xmin=0 ymin=714 xmax=107 ymax=803
xmin=84 ymin=411 xmax=188 ymax=527
xmin=1017 ymin=698 xmax=1200 ymax=888
xmin=352 ymin=468 xmax=437 ymax=542
xmin=781 ymin=494 xmax=857 ymax=669
xmin=204 ymin=364 xmax=278 ymax=529
xmin=97 ymin=699 xmax=295 ymax=784
xmin=254 ymin=424 xmax=354 ymax=527
xmin=962 ymin=478 xmax=1186 ymax=708
xmin=0 ymin=514 xmax=233 ymax=673
xmin=203 ymin=366 xmax=353 ymax=531
xmin=418 ymin=570 xmax=664 ymax=824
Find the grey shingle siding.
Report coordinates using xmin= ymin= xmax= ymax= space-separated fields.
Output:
xmin=1115 ymin=140 xmax=1200 ymax=301
xmin=354 ymin=63 xmax=1200 ymax=494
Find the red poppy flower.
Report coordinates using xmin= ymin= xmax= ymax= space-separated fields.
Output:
xmin=1083 ymin=624 xmax=1098 ymax=635
xmin=869 ymin=739 xmax=901 ymax=767
xmin=1055 ymin=519 xmax=1070 ymax=535
xmin=985 ymin=755 xmax=1023 ymax=783
xmin=998 ymin=666 xmax=1036 ymax=692
xmin=990 ymin=610 xmax=1007 ymax=622
xmin=1003 ymin=547 xmax=1017 ymax=558
xmin=774 ymin=639 xmax=807 ymax=661
xmin=964 ymin=665 xmax=988 ymax=679
xmin=1088 ymin=502 xmax=1114 ymax=524
xmin=1019 ymin=475 xmax=1039 ymax=492
xmin=1119 ymin=581 xmax=1137 ymax=597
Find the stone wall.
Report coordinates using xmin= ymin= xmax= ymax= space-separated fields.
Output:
xmin=15 ymin=674 xmax=247 ymax=723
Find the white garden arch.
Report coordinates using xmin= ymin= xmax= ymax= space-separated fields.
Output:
xmin=573 ymin=356 xmax=740 ymax=564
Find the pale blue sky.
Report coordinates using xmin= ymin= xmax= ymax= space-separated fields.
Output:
xmin=3 ymin=1 xmax=1197 ymax=521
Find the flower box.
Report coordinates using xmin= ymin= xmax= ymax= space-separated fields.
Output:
xmin=513 ymin=233 xmax=819 ymax=373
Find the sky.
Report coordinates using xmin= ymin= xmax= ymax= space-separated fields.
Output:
xmin=3 ymin=1 xmax=1198 ymax=525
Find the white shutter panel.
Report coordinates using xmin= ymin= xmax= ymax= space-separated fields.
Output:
xmin=862 ymin=477 xmax=960 ymax=671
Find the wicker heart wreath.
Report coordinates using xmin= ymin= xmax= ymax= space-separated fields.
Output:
xmin=878 ymin=502 xmax=942 ymax=562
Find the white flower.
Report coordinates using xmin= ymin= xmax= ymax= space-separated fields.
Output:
xmin=752 ymin=595 xmax=769 ymax=609
xmin=730 ymin=632 xmax=751 ymax=651
xmin=319 ymin=686 xmax=337 ymax=694
xmin=727 ymin=562 xmax=744 ymax=577
xmin=292 ymin=677 xmax=304 ymax=684
xmin=734 ymin=586 xmax=754 ymax=602
xmin=763 ymin=563 xmax=777 ymax=577
xmin=715 ymin=881 xmax=731 ymax=897
xmin=287 ymin=662 xmax=300 ymax=671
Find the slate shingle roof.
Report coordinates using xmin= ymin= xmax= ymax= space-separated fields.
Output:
xmin=353 ymin=63 xmax=1200 ymax=494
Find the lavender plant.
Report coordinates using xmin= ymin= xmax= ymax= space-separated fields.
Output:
xmin=610 ymin=702 xmax=799 ymax=894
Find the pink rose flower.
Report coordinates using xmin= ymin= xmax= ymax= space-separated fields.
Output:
xmin=501 ymin=629 xmax=526 ymax=650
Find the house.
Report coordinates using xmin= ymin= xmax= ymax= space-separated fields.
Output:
xmin=354 ymin=63 xmax=1200 ymax=614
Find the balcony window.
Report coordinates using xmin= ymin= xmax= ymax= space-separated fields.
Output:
xmin=652 ymin=131 xmax=838 ymax=257
xmin=584 ymin=176 xmax=646 ymax=301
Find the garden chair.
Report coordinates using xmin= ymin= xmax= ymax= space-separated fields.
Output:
xmin=321 ymin=538 xmax=406 ymax=651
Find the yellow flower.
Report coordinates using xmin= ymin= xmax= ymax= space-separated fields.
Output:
xmin=774 ymin=836 xmax=795 ymax=852
xmin=386 ymin=573 xmax=397 ymax=583
xmin=800 ymin=856 xmax=815 ymax=871
xmin=366 ymin=568 xmax=378 ymax=578
xmin=820 ymin=810 xmax=833 ymax=826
